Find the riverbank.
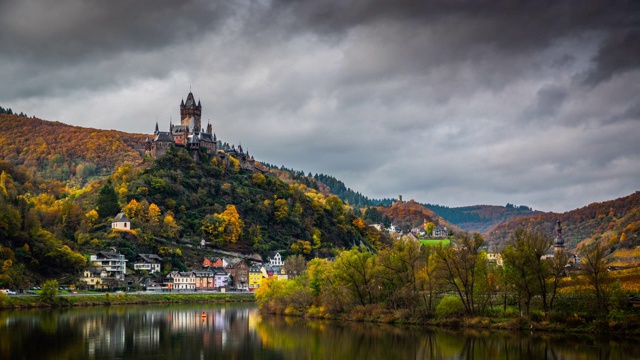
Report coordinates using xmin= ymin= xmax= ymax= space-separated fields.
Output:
xmin=0 ymin=292 xmax=255 ymax=309
xmin=265 ymin=304 xmax=640 ymax=335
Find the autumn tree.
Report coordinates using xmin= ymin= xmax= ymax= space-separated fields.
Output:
xmin=201 ymin=205 xmax=244 ymax=245
xmin=581 ymin=242 xmax=611 ymax=319
xmin=284 ymin=254 xmax=307 ymax=278
xmin=435 ymin=232 xmax=485 ymax=315
xmin=377 ymin=238 xmax=423 ymax=311
xmin=333 ymin=246 xmax=378 ymax=307
xmin=501 ymin=229 xmax=555 ymax=314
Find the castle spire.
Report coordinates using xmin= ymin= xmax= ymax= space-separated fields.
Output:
xmin=154 ymin=121 xmax=159 ymax=134
xmin=554 ymin=220 xmax=564 ymax=252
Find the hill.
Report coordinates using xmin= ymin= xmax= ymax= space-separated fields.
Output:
xmin=0 ymin=114 xmax=146 ymax=185
xmin=375 ymin=199 xmax=455 ymax=233
xmin=486 ymin=192 xmax=640 ymax=253
xmin=0 ymin=145 xmax=389 ymax=286
xmin=424 ymin=203 xmax=542 ymax=234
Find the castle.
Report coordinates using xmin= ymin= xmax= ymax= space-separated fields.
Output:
xmin=145 ymin=91 xmax=265 ymax=173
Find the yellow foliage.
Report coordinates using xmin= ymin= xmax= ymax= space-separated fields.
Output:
xmin=229 ymin=156 xmax=240 ymax=173
xmin=85 ymin=209 xmax=99 ymax=226
xmin=352 ymin=218 xmax=366 ymax=230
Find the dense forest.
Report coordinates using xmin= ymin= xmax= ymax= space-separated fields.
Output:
xmin=0 ymin=114 xmax=145 ymax=185
xmin=424 ymin=203 xmax=542 ymax=233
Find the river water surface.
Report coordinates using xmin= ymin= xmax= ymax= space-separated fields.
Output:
xmin=1 ymin=303 xmax=639 ymax=359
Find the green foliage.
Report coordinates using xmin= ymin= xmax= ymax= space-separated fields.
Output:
xmin=40 ymin=279 xmax=59 ymax=303
xmin=436 ymin=296 xmax=465 ymax=318
xmin=96 ymin=184 xmax=119 ymax=218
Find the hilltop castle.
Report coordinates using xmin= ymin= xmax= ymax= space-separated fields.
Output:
xmin=145 ymin=91 xmax=265 ymax=173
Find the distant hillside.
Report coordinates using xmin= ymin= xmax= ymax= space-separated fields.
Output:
xmin=0 ymin=114 xmax=146 ymax=184
xmin=486 ymin=192 xmax=640 ymax=252
xmin=424 ymin=203 xmax=543 ymax=233
xmin=377 ymin=199 xmax=455 ymax=233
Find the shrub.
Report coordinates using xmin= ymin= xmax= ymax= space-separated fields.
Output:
xmin=40 ymin=280 xmax=59 ymax=303
xmin=436 ymin=296 xmax=465 ymax=318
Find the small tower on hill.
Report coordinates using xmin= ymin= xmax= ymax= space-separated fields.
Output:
xmin=554 ymin=220 xmax=564 ymax=252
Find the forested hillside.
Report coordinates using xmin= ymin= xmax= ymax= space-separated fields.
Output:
xmin=0 ymin=114 xmax=145 ymax=185
xmin=424 ymin=203 xmax=542 ymax=233
xmin=0 ymin=145 xmax=389 ymax=287
xmin=487 ymin=192 xmax=640 ymax=253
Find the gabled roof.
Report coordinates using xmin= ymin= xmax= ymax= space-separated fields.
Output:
xmin=155 ymin=132 xmax=174 ymax=142
xmin=137 ymin=254 xmax=163 ymax=263
xmin=113 ymin=212 xmax=130 ymax=223
xmin=95 ymin=251 xmax=124 ymax=259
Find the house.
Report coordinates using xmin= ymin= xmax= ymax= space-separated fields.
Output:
xmin=203 ymin=257 xmax=224 ymax=268
xmin=211 ymin=267 xmax=230 ymax=289
xmin=262 ymin=266 xmax=275 ymax=278
xmin=89 ymin=251 xmax=128 ymax=280
xmin=165 ymin=271 xmax=195 ymax=290
xmin=225 ymin=259 xmax=249 ymax=290
xmin=268 ymin=252 xmax=284 ymax=266
xmin=273 ymin=266 xmax=287 ymax=280
xmin=80 ymin=267 xmax=108 ymax=290
xmin=111 ymin=211 xmax=131 ymax=230
xmin=401 ymin=232 xmax=418 ymax=241
xmin=433 ymin=225 xmax=448 ymax=238
xmin=133 ymin=254 xmax=163 ymax=274
xmin=248 ymin=266 xmax=263 ymax=290
xmin=193 ymin=269 xmax=216 ymax=291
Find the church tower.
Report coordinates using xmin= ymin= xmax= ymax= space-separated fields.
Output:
xmin=180 ymin=92 xmax=202 ymax=132
xmin=554 ymin=220 xmax=564 ymax=252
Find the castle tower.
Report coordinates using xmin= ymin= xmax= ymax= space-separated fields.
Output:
xmin=554 ymin=220 xmax=564 ymax=252
xmin=180 ymin=92 xmax=202 ymax=132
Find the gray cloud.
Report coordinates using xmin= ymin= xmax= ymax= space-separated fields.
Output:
xmin=2 ymin=0 xmax=639 ymax=212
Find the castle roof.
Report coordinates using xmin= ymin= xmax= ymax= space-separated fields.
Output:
xmin=155 ymin=132 xmax=174 ymax=142
xmin=184 ymin=92 xmax=197 ymax=108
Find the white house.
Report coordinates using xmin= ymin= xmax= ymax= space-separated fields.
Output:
xmin=166 ymin=271 xmax=195 ymax=290
xmin=433 ymin=225 xmax=448 ymax=238
xmin=89 ymin=251 xmax=128 ymax=280
xmin=268 ymin=252 xmax=284 ymax=266
xmin=111 ymin=211 xmax=131 ymax=230
xmin=133 ymin=254 xmax=163 ymax=274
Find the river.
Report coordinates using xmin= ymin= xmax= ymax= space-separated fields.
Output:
xmin=1 ymin=303 xmax=639 ymax=359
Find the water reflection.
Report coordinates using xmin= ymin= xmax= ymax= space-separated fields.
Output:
xmin=1 ymin=304 xmax=639 ymax=360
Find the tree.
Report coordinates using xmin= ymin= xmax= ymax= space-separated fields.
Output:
xmin=201 ymin=205 xmax=244 ymax=244
xmin=96 ymin=183 xmax=119 ymax=218
xmin=501 ymin=229 xmax=554 ymax=315
xmin=40 ymin=279 xmax=59 ymax=303
xmin=377 ymin=238 xmax=423 ymax=311
xmin=424 ymin=222 xmax=436 ymax=236
xmin=581 ymin=242 xmax=611 ymax=319
xmin=333 ymin=246 xmax=378 ymax=307
xmin=435 ymin=232 xmax=485 ymax=315
xmin=284 ymin=254 xmax=307 ymax=278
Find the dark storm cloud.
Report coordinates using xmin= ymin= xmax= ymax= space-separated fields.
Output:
xmin=0 ymin=0 xmax=232 ymax=99
xmin=583 ymin=30 xmax=640 ymax=86
xmin=2 ymin=0 xmax=639 ymax=212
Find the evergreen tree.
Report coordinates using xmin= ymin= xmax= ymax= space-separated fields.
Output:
xmin=96 ymin=183 xmax=120 ymax=218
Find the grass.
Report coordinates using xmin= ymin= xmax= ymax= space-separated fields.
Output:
xmin=0 ymin=292 xmax=255 ymax=309
xmin=420 ymin=239 xmax=451 ymax=246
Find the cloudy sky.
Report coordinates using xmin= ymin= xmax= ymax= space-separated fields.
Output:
xmin=2 ymin=0 xmax=639 ymax=212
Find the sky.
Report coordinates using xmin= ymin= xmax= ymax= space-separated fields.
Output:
xmin=1 ymin=0 xmax=639 ymax=213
